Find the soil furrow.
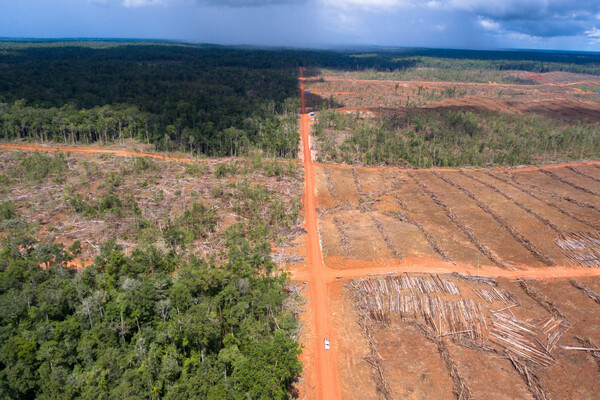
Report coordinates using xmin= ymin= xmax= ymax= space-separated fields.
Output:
xmin=488 ymin=172 xmax=600 ymax=230
xmin=432 ymin=171 xmax=556 ymax=266
xmin=407 ymin=171 xmax=509 ymax=269
xmin=540 ymin=169 xmax=600 ymax=197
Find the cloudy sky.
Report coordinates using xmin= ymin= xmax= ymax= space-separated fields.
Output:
xmin=1 ymin=0 xmax=600 ymax=51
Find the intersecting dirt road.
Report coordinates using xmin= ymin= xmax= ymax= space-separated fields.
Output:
xmin=298 ymin=67 xmax=342 ymax=400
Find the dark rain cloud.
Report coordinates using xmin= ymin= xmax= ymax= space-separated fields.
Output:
xmin=447 ymin=0 xmax=600 ymax=37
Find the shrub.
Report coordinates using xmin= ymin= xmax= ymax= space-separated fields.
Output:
xmin=133 ymin=156 xmax=158 ymax=173
xmin=178 ymin=202 xmax=217 ymax=239
xmin=215 ymin=163 xmax=237 ymax=178
xmin=18 ymin=152 xmax=67 ymax=182
xmin=98 ymin=193 xmax=122 ymax=215
xmin=0 ymin=201 xmax=16 ymax=221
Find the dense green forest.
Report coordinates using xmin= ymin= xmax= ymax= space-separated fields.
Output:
xmin=0 ymin=44 xmax=300 ymax=157
xmin=314 ymin=110 xmax=600 ymax=167
xmin=0 ymin=225 xmax=301 ymax=399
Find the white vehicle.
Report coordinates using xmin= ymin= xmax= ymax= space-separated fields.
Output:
xmin=324 ymin=338 xmax=330 ymax=350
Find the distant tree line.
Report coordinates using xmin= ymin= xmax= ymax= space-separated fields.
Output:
xmin=0 ymin=43 xmax=599 ymax=157
xmin=0 ymin=45 xmax=299 ymax=157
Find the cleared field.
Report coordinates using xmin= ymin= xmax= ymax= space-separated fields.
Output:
xmin=316 ymin=163 xmax=600 ymax=270
xmin=297 ymin=67 xmax=600 ymax=400
xmin=312 ymin=160 xmax=600 ymax=399
xmin=305 ymin=71 xmax=600 ymax=122
xmin=0 ymin=148 xmax=305 ymax=264
xmin=334 ymin=272 xmax=600 ymax=399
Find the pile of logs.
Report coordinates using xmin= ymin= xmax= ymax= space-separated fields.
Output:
xmin=490 ymin=312 xmax=569 ymax=367
xmin=473 ymin=287 xmax=517 ymax=304
xmin=352 ymin=275 xmax=489 ymax=340
xmin=555 ymin=230 xmax=600 ymax=267
xmin=355 ymin=274 xmax=460 ymax=297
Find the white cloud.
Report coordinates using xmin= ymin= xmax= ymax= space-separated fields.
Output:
xmin=585 ymin=27 xmax=600 ymax=37
xmin=123 ymin=0 xmax=164 ymax=7
xmin=478 ymin=17 xmax=500 ymax=31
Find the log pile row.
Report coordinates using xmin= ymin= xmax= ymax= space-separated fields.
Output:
xmin=489 ymin=171 xmax=600 ymax=231
xmin=370 ymin=214 xmax=400 ymax=259
xmin=352 ymin=276 xmax=489 ymax=340
xmin=389 ymin=193 xmax=454 ymax=264
xmin=555 ymin=230 xmax=600 ymax=267
xmin=333 ymin=216 xmax=351 ymax=256
xmin=473 ymin=287 xmax=517 ymax=304
xmin=322 ymin=166 xmax=337 ymax=197
xmin=565 ymin=165 xmax=600 ymax=184
xmin=461 ymin=170 xmax=562 ymax=234
xmin=358 ymin=274 xmax=461 ymax=297
xmin=570 ymin=280 xmax=600 ymax=305
xmin=506 ymin=172 xmax=600 ymax=214
xmin=489 ymin=312 xmax=568 ymax=367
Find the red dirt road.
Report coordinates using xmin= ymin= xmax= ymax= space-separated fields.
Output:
xmin=299 ymin=67 xmax=342 ymax=400
xmin=0 ymin=142 xmax=198 ymax=162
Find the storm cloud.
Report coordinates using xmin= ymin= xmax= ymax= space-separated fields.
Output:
xmin=3 ymin=0 xmax=600 ymax=50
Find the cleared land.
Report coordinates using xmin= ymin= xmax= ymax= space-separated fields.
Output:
xmin=0 ymin=146 xmax=304 ymax=265
xmin=292 ymin=68 xmax=600 ymax=400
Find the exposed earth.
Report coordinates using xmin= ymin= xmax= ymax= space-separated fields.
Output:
xmin=293 ymin=68 xmax=600 ymax=399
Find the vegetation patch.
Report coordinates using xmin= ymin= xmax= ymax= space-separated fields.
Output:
xmin=314 ymin=110 xmax=600 ymax=167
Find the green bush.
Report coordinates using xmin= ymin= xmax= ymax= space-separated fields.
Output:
xmin=214 ymin=163 xmax=239 ymax=178
xmin=98 ymin=193 xmax=122 ymax=215
xmin=17 ymin=152 xmax=67 ymax=182
xmin=133 ymin=156 xmax=158 ymax=173
xmin=178 ymin=202 xmax=217 ymax=239
xmin=0 ymin=201 xmax=16 ymax=221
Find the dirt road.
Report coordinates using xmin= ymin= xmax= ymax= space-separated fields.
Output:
xmin=290 ymin=257 xmax=600 ymax=283
xmin=299 ymin=67 xmax=342 ymax=400
xmin=0 ymin=142 xmax=199 ymax=162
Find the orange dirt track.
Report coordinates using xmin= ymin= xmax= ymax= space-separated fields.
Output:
xmin=299 ymin=67 xmax=342 ymax=400
xmin=0 ymin=142 xmax=197 ymax=162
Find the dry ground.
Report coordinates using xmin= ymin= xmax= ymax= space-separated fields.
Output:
xmin=294 ymin=69 xmax=600 ymax=399
xmin=305 ymin=71 xmax=600 ymax=122
xmin=0 ymin=147 xmax=305 ymax=266
xmin=312 ymin=162 xmax=600 ymax=399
